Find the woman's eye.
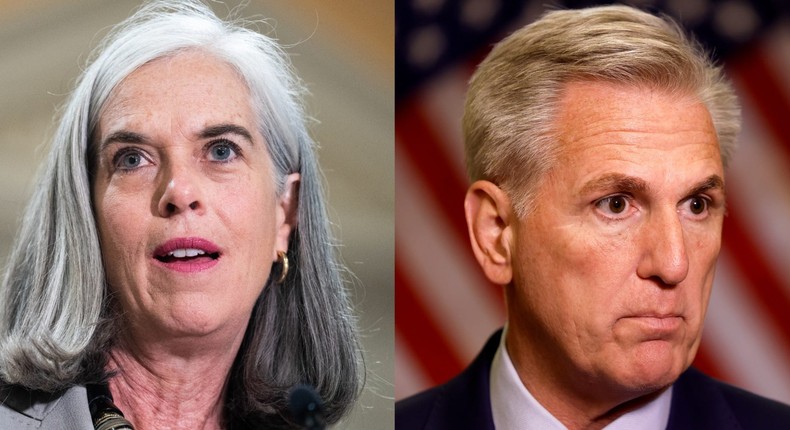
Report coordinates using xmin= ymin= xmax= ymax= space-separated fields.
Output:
xmin=208 ymin=141 xmax=239 ymax=162
xmin=113 ymin=148 xmax=149 ymax=170
xmin=121 ymin=153 xmax=141 ymax=168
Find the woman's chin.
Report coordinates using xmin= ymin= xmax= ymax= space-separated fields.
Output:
xmin=131 ymin=302 xmax=249 ymax=344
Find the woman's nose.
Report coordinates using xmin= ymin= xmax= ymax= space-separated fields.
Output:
xmin=156 ymin=161 xmax=205 ymax=217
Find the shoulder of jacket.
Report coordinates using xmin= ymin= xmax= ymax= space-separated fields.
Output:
xmin=0 ymin=384 xmax=87 ymax=428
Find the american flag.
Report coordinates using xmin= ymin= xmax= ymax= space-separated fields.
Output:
xmin=395 ymin=0 xmax=790 ymax=404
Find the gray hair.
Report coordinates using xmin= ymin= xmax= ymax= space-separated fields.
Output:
xmin=0 ymin=0 xmax=361 ymax=426
xmin=463 ymin=5 xmax=741 ymax=217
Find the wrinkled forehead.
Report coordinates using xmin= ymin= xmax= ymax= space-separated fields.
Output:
xmin=553 ymin=81 xmax=716 ymax=151
xmin=546 ymin=80 xmax=723 ymax=187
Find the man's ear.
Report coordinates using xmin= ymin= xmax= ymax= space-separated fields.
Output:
xmin=464 ymin=180 xmax=514 ymax=285
xmin=274 ymin=173 xmax=300 ymax=259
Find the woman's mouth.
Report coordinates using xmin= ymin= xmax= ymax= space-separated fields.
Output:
xmin=155 ymin=248 xmax=221 ymax=263
xmin=152 ymin=238 xmax=222 ymax=272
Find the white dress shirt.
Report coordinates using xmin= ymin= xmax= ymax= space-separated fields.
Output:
xmin=490 ymin=329 xmax=672 ymax=430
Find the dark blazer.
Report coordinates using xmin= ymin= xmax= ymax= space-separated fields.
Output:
xmin=396 ymin=331 xmax=790 ymax=429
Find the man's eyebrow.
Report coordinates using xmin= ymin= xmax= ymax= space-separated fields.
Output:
xmin=687 ymin=174 xmax=725 ymax=196
xmin=199 ymin=124 xmax=254 ymax=143
xmin=580 ymin=173 xmax=649 ymax=195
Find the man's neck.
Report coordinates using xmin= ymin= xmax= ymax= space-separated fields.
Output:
xmin=504 ymin=330 xmax=670 ymax=430
xmin=547 ymin=389 xmax=666 ymax=430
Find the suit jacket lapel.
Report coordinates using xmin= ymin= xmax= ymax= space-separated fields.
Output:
xmin=666 ymin=367 xmax=741 ymax=430
xmin=423 ymin=331 xmax=500 ymax=430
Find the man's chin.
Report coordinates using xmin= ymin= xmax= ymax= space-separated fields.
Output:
xmin=615 ymin=341 xmax=690 ymax=393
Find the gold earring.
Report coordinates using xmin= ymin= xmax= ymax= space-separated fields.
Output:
xmin=276 ymin=250 xmax=289 ymax=284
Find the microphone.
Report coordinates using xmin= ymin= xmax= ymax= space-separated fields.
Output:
xmin=288 ymin=384 xmax=326 ymax=430
xmin=86 ymin=383 xmax=135 ymax=430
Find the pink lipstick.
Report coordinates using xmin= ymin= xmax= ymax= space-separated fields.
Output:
xmin=152 ymin=237 xmax=221 ymax=273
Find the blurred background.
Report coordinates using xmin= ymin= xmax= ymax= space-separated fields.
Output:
xmin=0 ymin=0 xmax=393 ymax=428
xmin=396 ymin=0 xmax=790 ymax=406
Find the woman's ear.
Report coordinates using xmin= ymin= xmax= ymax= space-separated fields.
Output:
xmin=274 ymin=173 xmax=300 ymax=258
xmin=464 ymin=180 xmax=514 ymax=285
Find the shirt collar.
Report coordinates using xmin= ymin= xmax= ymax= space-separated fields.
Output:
xmin=490 ymin=328 xmax=672 ymax=430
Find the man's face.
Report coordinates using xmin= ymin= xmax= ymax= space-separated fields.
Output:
xmin=506 ymin=80 xmax=725 ymax=404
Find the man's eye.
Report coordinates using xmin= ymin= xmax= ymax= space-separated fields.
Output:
xmin=684 ymin=196 xmax=710 ymax=216
xmin=607 ymin=196 xmax=627 ymax=214
xmin=595 ymin=195 xmax=631 ymax=217
xmin=207 ymin=141 xmax=240 ymax=162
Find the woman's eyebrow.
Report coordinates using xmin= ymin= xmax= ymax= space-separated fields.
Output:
xmin=99 ymin=124 xmax=255 ymax=150
xmin=99 ymin=130 xmax=148 ymax=150
xmin=199 ymin=123 xmax=254 ymax=144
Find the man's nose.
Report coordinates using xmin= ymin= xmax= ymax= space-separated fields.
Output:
xmin=636 ymin=208 xmax=690 ymax=286
xmin=156 ymin=160 xmax=205 ymax=217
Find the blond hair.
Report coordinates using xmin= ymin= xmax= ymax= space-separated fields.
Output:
xmin=463 ymin=5 xmax=740 ymax=216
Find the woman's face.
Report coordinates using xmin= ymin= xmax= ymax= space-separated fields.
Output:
xmin=92 ymin=51 xmax=298 ymax=343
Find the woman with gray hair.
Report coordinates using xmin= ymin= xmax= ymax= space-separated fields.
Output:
xmin=0 ymin=1 xmax=361 ymax=428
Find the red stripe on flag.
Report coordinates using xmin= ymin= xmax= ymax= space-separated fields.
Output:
xmin=396 ymin=97 xmax=469 ymax=243
xmin=728 ymin=44 xmax=790 ymax=163
xmin=396 ymin=254 xmax=466 ymax=385
xmin=692 ymin=341 xmax=730 ymax=383
xmin=397 ymin=96 xmax=502 ymax=301
xmin=721 ymin=203 xmax=790 ymax=352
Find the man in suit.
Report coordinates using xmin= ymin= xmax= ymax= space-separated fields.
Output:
xmin=396 ymin=5 xmax=790 ymax=429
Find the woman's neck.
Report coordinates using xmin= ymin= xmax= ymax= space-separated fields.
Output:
xmin=106 ymin=332 xmax=243 ymax=430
